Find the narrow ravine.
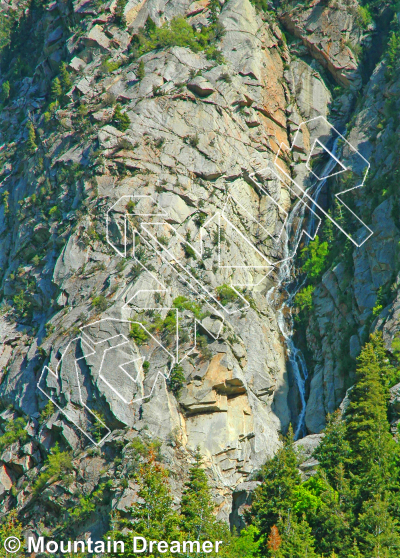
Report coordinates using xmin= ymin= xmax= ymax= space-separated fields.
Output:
xmin=267 ymin=139 xmax=341 ymax=439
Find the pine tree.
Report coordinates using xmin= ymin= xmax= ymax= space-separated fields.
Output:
xmin=26 ymin=121 xmax=37 ymax=154
xmin=209 ymin=0 xmax=220 ymax=24
xmin=114 ymin=0 xmax=127 ymax=27
xmin=345 ymin=333 xmax=398 ymax=499
xmin=347 ymin=539 xmax=363 ymax=558
xmin=59 ymin=62 xmax=71 ymax=91
xmin=107 ymin=450 xmax=181 ymax=557
xmin=180 ymin=449 xmax=230 ymax=554
xmin=357 ymin=495 xmax=400 ymax=558
xmin=321 ymin=209 xmax=334 ymax=244
xmin=313 ymin=410 xmax=351 ymax=488
xmin=144 ymin=16 xmax=156 ymax=36
xmin=51 ymin=76 xmax=62 ymax=100
xmin=309 ymin=468 xmax=353 ymax=558
xmin=250 ymin=426 xmax=301 ymax=552
xmin=137 ymin=60 xmax=145 ymax=81
xmin=268 ymin=525 xmax=282 ymax=557
xmin=278 ymin=513 xmax=319 ymax=558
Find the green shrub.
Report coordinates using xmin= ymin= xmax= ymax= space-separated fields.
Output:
xmin=45 ymin=323 xmax=55 ymax=336
xmin=300 ymin=236 xmax=329 ymax=280
xmin=0 ymin=80 xmax=10 ymax=102
xmin=129 ymin=322 xmax=149 ymax=345
xmin=216 ymin=284 xmax=238 ymax=305
xmin=102 ymin=58 xmax=121 ymax=73
xmin=69 ymin=482 xmax=111 ymax=522
xmin=112 ymin=104 xmax=130 ymax=132
xmin=249 ymin=0 xmax=270 ymax=12
xmin=126 ymin=200 xmax=136 ymax=212
xmin=0 ymin=417 xmax=28 ymax=451
xmin=33 ymin=444 xmax=73 ymax=494
xmin=197 ymin=334 xmax=212 ymax=360
xmin=294 ymin=285 xmax=315 ymax=315
xmin=137 ymin=16 xmax=225 ymax=61
xmin=184 ymin=243 xmax=197 ymax=259
xmin=172 ymin=296 xmax=204 ymax=319
xmin=40 ymin=400 xmax=54 ymax=423
xmin=13 ymin=290 xmax=28 ymax=315
xmin=48 ymin=205 xmax=60 ymax=219
xmin=356 ymin=5 xmax=372 ymax=29
xmin=187 ymin=134 xmax=199 ymax=148
xmin=195 ymin=212 xmax=207 ymax=227
xmin=92 ymin=295 xmax=108 ymax=312
xmin=129 ymin=437 xmax=148 ymax=455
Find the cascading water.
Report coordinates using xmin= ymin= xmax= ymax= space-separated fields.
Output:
xmin=267 ymin=139 xmax=341 ymax=440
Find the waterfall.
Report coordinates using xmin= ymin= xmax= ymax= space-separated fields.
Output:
xmin=268 ymin=138 xmax=341 ymax=439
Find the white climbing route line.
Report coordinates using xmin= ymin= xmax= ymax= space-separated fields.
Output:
xmin=37 ymin=116 xmax=373 ymax=446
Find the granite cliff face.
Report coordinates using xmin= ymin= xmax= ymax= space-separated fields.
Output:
xmin=0 ymin=0 xmax=398 ymax=539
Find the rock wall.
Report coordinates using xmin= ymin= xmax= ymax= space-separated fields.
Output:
xmin=0 ymin=0 xmax=395 ymax=538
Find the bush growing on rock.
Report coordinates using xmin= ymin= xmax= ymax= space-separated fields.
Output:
xmin=294 ymin=285 xmax=315 ymax=323
xmin=129 ymin=322 xmax=149 ymax=345
xmin=92 ymin=295 xmax=108 ymax=312
xmin=0 ymin=80 xmax=10 ymax=102
xmin=0 ymin=417 xmax=28 ymax=452
xmin=216 ymin=284 xmax=238 ymax=305
xmin=300 ymin=236 xmax=329 ymax=280
xmin=33 ymin=443 xmax=74 ymax=494
xmin=136 ymin=15 xmax=225 ymax=62
xmin=112 ymin=104 xmax=130 ymax=132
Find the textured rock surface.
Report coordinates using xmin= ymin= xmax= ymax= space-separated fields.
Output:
xmin=0 ymin=0 xmax=397 ymax=540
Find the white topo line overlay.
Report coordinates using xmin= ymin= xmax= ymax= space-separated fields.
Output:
xmin=37 ymin=116 xmax=372 ymax=445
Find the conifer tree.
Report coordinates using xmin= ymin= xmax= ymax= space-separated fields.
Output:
xmin=345 ymin=333 xmax=398 ymax=499
xmin=137 ymin=60 xmax=145 ymax=80
xmin=51 ymin=76 xmax=62 ymax=100
xmin=357 ymin=495 xmax=400 ymax=557
xmin=308 ymin=468 xmax=353 ymax=558
xmin=313 ymin=410 xmax=351 ymax=488
xmin=114 ymin=0 xmax=127 ymax=27
xmin=277 ymin=513 xmax=319 ymax=558
xmin=250 ymin=426 xmax=301 ymax=552
xmin=144 ymin=16 xmax=156 ymax=36
xmin=108 ymin=450 xmax=181 ymax=557
xmin=267 ymin=525 xmax=282 ymax=557
xmin=26 ymin=121 xmax=37 ymax=153
xmin=180 ymin=449 xmax=230 ymax=554
xmin=59 ymin=62 xmax=71 ymax=91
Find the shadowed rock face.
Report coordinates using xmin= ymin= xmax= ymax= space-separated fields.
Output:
xmin=0 ymin=0 xmax=398 ymax=538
